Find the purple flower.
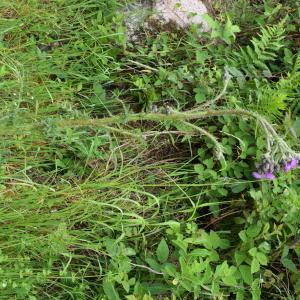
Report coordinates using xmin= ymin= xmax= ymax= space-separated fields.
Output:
xmin=252 ymin=171 xmax=275 ymax=180
xmin=283 ymin=158 xmax=298 ymax=172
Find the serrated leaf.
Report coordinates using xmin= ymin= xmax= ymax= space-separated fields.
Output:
xmin=223 ymin=17 xmax=240 ymax=44
xmin=251 ymin=258 xmax=260 ymax=274
xmin=103 ymin=280 xmax=120 ymax=300
xmin=256 ymin=252 xmax=268 ymax=266
xmin=249 ymin=247 xmax=258 ymax=257
xmin=251 ymin=279 xmax=261 ymax=300
xmin=246 ymin=224 xmax=261 ymax=238
xmin=239 ymin=230 xmax=248 ymax=242
xmin=203 ymin=159 xmax=214 ymax=169
xmin=156 ymin=238 xmax=169 ymax=263
xmin=194 ymin=164 xmax=204 ymax=174
xmin=239 ymin=265 xmax=253 ymax=285
xmin=209 ymin=231 xmax=221 ymax=249
xmin=235 ymin=251 xmax=247 ymax=266
xmin=223 ymin=275 xmax=237 ymax=286
xmin=194 ymin=87 xmax=207 ymax=104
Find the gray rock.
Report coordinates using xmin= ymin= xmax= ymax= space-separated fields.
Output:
xmin=151 ymin=0 xmax=209 ymax=32
xmin=124 ymin=1 xmax=152 ymax=42
xmin=124 ymin=0 xmax=210 ymax=42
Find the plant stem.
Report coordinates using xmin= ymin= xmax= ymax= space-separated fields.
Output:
xmin=55 ymin=108 xmax=299 ymax=155
xmin=55 ymin=108 xmax=273 ymax=131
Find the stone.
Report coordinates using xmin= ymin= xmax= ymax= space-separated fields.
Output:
xmin=152 ymin=0 xmax=209 ymax=32
xmin=124 ymin=1 xmax=152 ymax=42
xmin=124 ymin=0 xmax=210 ymax=42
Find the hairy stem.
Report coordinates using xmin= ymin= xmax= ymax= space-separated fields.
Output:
xmin=182 ymin=121 xmax=224 ymax=159
xmin=54 ymin=108 xmax=298 ymax=156
xmin=56 ymin=108 xmax=273 ymax=131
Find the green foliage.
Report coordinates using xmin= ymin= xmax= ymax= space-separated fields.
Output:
xmin=204 ymin=15 xmax=241 ymax=45
xmin=0 ymin=0 xmax=300 ymax=299
xmin=254 ymin=67 xmax=300 ymax=119
xmin=230 ymin=23 xmax=286 ymax=77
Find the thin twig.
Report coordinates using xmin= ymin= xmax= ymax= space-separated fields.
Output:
xmin=127 ymin=59 xmax=159 ymax=72
xmin=130 ymin=263 xmax=164 ymax=275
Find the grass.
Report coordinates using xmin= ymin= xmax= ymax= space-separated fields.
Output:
xmin=0 ymin=0 xmax=300 ymax=299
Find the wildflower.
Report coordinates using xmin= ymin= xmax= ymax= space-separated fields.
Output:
xmin=282 ymin=158 xmax=298 ymax=172
xmin=252 ymin=155 xmax=276 ymax=180
xmin=252 ymin=171 xmax=275 ymax=180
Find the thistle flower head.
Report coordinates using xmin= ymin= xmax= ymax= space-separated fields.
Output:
xmin=252 ymin=171 xmax=275 ymax=180
xmin=253 ymin=153 xmax=299 ymax=181
xmin=252 ymin=155 xmax=276 ymax=180
xmin=281 ymin=157 xmax=299 ymax=173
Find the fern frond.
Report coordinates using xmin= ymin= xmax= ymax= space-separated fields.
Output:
xmin=254 ymin=69 xmax=300 ymax=119
xmin=292 ymin=52 xmax=300 ymax=74
xmin=230 ymin=23 xmax=285 ymax=77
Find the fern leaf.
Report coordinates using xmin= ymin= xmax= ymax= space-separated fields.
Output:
xmin=230 ymin=23 xmax=285 ymax=77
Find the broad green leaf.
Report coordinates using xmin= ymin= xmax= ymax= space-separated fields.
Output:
xmin=239 ymin=230 xmax=248 ymax=242
xmin=163 ymin=263 xmax=177 ymax=276
xmin=256 ymin=252 xmax=268 ymax=266
xmin=209 ymin=250 xmax=220 ymax=262
xmin=145 ymin=258 xmax=161 ymax=273
xmin=251 ymin=279 xmax=261 ymax=300
xmin=223 ymin=275 xmax=237 ymax=286
xmin=190 ymin=248 xmax=211 ymax=257
xmin=217 ymin=188 xmax=228 ymax=196
xmin=235 ymin=251 xmax=247 ymax=266
xmin=179 ymin=256 xmax=189 ymax=274
xmin=231 ymin=182 xmax=248 ymax=193
xmin=203 ymin=14 xmax=220 ymax=31
xmin=103 ymin=280 xmax=120 ymax=300
xmin=246 ymin=224 xmax=261 ymax=238
xmin=236 ymin=291 xmax=244 ymax=300
xmin=249 ymin=247 xmax=258 ymax=257
xmin=281 ymin=258 xmax=298 ymax=273
xmin=258 ymin=242 xmax=271 ymax=253
xmin=215 ymin=261 xmax=229 ymax=277
xmin=292 ymin=118 xmax=300 ymax=137
xmin=194 ymin=164 xmax=204 ymax=174
xmin=223 ymin=17 xmax=241 ymax=44
xmin=251 ymin=258 xmax=260 ymax=274
xmin=156 ymin=238 xmax=169 ymax=263
xmin=239 ymin=265 xmax=253 ymax=285
xmin=203 ymin=159 xmax=214 ymax=169
xmin=209 ymin=231 xmax=221 ymax=249
xmin=194 ymin=87 xmax=207 ymax=104
xmin=202 ymin=264 xmax=213 ymax=283
xmin=172 ymin=239 xmax=188 ymax=254
xmin=124 ymin=247 xmax=136 ymax=256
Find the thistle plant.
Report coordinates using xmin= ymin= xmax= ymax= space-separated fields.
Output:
xmin=55 ymin=107 xmax=299 ymax=178
xmin=55 ymin=70 xmax=299 ymax=181
xmin=252 ymin=154 xmax=299 ymax=180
